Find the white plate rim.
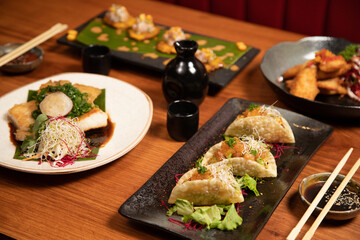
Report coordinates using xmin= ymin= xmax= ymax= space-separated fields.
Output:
xmin=0 ymin=72 xmax=153 ymax=174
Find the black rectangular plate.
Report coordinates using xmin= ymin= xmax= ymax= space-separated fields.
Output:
xmin=57 ymin=12 xmax=260 ymax=93
xmin=118 ymin=97 xmax=333 ymax=240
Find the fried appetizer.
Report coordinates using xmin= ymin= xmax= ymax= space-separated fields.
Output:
xmin=38 ymin=80 xmax=71 ymax=90
xmin=317 ymin=77 xmax=347 ymax=95
xmin=73 ymin=83 xmax=102 ymax=105
xmin=282 ymin=60 xmax=312 ymax=79
xmin=168 ymin=162 xmax=244 ymax=205
xmin=8 ymin=100 xmax=37 ymax=141
xmin=156 ymin=27 xmax=186 ymax=54
xmin=202 ymin=136 xmax=277 ymax=178
xmin=317 ymin=63 xmax=352 ymax=79
xmin=103 ymin=4 xmax=135 ymax=29
xmin=195 ymin=48 xmax=224 ymax=72
xmin=287 ymin=67 xmax=319 ymax=100
xmin=128 ymin=13 xmax=160 ymax=41
xmin=39 ymin=80 xmax=102 ymax=106
xmin=315 ymin=49 xmax=347 ymax=73
xmin=225 ymin=104 xmax=295 ymax=143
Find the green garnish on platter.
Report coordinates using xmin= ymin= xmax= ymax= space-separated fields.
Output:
xmin=167 ymin=199 xmax=243 ymax=231
xmin=224 ymin=136 xmax=236 ymax=148
xmin=248 ymin=103 xmax=260 ymax=111
xmin=195 ymin=157 xmax=207 ymax=174
xmin=236 ymin=174 xmax=260 ymax=196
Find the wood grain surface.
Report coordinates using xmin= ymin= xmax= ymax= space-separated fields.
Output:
xmin=0 ymin=0 xmax=359 ymax=239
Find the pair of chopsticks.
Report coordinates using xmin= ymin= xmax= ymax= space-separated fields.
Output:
xmin=0 ymin=23 xmax=68 ymax=67
xmin=287 ymin=148 xmax=360 ymax=240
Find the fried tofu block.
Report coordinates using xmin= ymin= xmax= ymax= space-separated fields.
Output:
xmin=38 ymin=80 xmax=101 ymax=105
xmin=8 ymin=100 xmax=37 ymax=141
xmin=73 ymin=83 xmax=102 ymax=104
xmin=288 ymin=67 xmax=319 ymax=100
xmin=77 ymin=108 xmax=108 ymax=132
xmin=38 ymin=80 xmax=71 ymax=91
xmin=317 ymin=77 xmax=347 ymax=95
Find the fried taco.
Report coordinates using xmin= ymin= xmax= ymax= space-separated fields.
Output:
xmin=202 ymin=136 xmax=277 ymax=178
xmin=168 ymin=162 xmax=244 ymax=205
xmin=225 ymin=104 xmax=295 ymax=143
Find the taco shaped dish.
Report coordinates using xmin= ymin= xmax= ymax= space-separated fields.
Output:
xmin=225 ymin=104 xmax=295 ymax=143
xmin=202 ymin=136 xmax=277 ymax=178
xmin=168 ymin=162 xmax=244 ymax=205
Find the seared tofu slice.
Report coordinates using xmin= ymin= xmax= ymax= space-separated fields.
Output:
xmin=77 ymin=108 xmax=108 ymax=132
xmin=38 ymin=80 xmax=71 ymax=91
xmin=73 ymin=83 xmax=102 ymax=104
xmin=8 ymin=100 xmax=37 ymax=141
xmin=38 ymin=80 xmax=102 ymax=105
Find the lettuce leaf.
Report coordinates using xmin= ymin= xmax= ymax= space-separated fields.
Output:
xmin=168 ymin=199 xmax=243 ymax=231
xmin=217 ymin=203 xmax=243 ymax=230
xmin=236 ymin=174 xmax=260 ymax=196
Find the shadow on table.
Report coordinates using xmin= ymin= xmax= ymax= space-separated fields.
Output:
xmin=0 ymin=157 xmax=119 ymax=188
xmin=108 ymin=212 xmax=184 ymax=240
xmin=287 ymin=191 xmax=355 ymax=228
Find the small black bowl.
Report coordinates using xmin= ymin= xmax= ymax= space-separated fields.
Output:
xmin=299 ymin=172 xmax=360 ymax=220
xmin=0 ymin=42 xmax=44 ymax=74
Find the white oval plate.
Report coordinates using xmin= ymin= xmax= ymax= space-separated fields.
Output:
xmin=0 ymin=72 xmax=153 ymax=174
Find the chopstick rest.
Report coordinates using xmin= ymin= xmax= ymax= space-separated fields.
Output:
xmin=286 ymin=148 xmax=354 ymax=240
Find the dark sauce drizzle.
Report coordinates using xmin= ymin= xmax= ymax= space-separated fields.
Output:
xmin=305 ymin=181 xmax=360 ymax=211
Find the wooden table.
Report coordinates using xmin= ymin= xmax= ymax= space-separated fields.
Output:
xmin=0 ymin=0 xmax=359 ymax=239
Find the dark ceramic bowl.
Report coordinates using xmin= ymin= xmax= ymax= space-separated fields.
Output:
xmin=260 ymin=36 xmax=360 ymax=119
xmin=0 ymin=43 xmax=43 ymax=74
xmin=299 ymin=172 xmax=360 ymax=220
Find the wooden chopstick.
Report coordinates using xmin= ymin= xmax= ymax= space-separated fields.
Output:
xmin=302 ymin=156 xmax=360 ymax=240
xmin=286 ymin=148 xmax=354 ymax=240
xmin=0 ymin=23 xmax=68 ymax=67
